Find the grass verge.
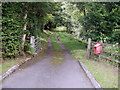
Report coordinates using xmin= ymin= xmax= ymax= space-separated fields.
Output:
xmin=58 ymin=32 xmax=118 ymax=88
xmin=50 ymin=32 xmax=61 ymax=51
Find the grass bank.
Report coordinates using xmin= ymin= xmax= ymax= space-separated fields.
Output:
xmin=58 ymin=32 xmax=118 ymax=88
xmin=1 ymin=57 xmax=26 ymax=75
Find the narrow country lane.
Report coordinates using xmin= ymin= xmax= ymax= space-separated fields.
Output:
xmin=2 ymin=34 xmax=94 ymax=88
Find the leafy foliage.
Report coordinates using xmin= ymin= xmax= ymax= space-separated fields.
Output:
xmin=2 ymin=2 xmax=59 ymax=58
xmin=2 ymin=3 xmax=23 ymax=58
xmin=57 ymin=2 xmax=120 ymax=44
xmin=79 ymin=2 xmax=120 ymax=44
xmin=2 ymin=2 xmax=120 ymax=58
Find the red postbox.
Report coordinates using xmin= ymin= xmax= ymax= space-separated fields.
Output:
xmin=94 ymin=42 xmax=102 ymax=54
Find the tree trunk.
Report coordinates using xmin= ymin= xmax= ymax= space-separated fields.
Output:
xmin=83 ymin=7 xmax=86 ymax=16
xmin=21 ymin=10 xmax=28 ymax=56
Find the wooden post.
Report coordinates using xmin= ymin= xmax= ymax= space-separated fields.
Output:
xmin=30 ymin=36 xmax=35 ymax=48
xmin=30 ymin=36 xmax=36 ymax=55
xmin=87 ymin=38 xmax=92 ymax=60
xmin=98 ymin=40 xmax=103 ymax=61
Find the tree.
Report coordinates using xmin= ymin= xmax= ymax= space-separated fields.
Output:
xmin=2 ymin=2 xmax=61 ymax=58
xmin=80 ymin=2 xmax=120 ymax=44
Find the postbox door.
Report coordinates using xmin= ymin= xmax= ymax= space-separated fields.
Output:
xmin=96 ymin=46 xmax=101 ymax=54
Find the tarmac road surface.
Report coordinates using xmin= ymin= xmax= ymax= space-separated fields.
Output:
xmin=2 ymin=34 xmax=94 ymax=88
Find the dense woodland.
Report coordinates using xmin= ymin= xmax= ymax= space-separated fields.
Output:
xmin=2 ymin=2 xmax=120 ymax=58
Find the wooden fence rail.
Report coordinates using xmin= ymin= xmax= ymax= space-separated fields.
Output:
xmin=87 ymin=38 xmax=120 ymax=66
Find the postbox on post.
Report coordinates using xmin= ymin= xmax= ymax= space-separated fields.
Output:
xmin=94 ymin=42 xmax=102 ymax=54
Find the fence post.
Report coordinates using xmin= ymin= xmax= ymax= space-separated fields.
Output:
xmin=87 ymin=38 xmax=92 ymax=60
xmin=30 ymin=36 xmax=35 ymax=48
xmin=98 ymin=40 xmax=103 ymax=61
